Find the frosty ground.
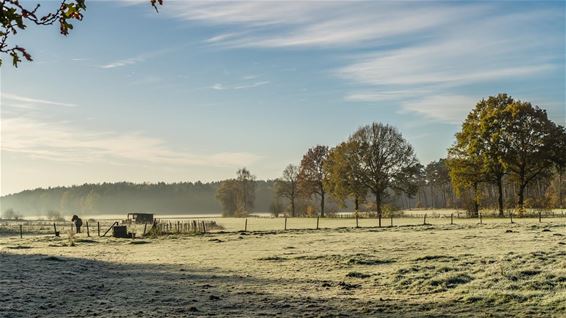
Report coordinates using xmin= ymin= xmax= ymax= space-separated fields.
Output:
xmin=1 ymin=221 xmax=565 ymax=317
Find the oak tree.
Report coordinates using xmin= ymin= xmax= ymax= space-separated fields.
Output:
xmin=498 ymin=101 xmax=562 ymax=210
xmin=350 ymin=123 xmax=420 ymax=226
xmin=448 ymin=94 xmax=511 ymax=216
xmin=298 ymin=145 xmax=330 ymax=217
xmin=324 ymin=140 xmax=368 ymax=213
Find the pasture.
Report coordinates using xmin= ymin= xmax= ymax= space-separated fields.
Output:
xmin=1 ymin=215 xmax=565 ymax=317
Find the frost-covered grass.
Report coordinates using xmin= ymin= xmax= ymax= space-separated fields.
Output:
xmin=0 ymin=221 xmax=565 ymax=317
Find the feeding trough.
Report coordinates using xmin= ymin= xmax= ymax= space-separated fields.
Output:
xmin=102 ymin=222 xmax=135 ymax=238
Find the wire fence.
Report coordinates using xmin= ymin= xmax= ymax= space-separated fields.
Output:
xmin=1 ymin=210 xmax=565 ymax=238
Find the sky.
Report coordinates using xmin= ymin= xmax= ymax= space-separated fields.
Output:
xmin=0 ymin=0 xmax=565 ymax=196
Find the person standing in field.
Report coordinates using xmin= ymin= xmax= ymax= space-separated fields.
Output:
xmin=71 ymin=215 xmax=83 ymax=233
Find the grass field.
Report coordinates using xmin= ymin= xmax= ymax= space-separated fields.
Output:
xmin=2 ymin=212 xmax=565 ymax=236
xmin=1 ymin=218 xmax=565 ymax=317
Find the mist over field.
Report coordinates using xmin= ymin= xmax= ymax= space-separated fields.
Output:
xmin=0 ymin=181 xmax=275 ymax=216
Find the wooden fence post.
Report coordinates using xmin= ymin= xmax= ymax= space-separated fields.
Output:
xmin=284 ymin=217 xmax=287 ymax=231
xmin=86 ymin=222 xmax=90 ymax=237
xmin=19 ymin=224 xmax=22 ymax=238
xmin=479 ymin=212 xmax=483 ymax=224
xmin=510 ymin=212 xmax=513 ymax=224
xmin=538 ymin=211 xmax=542 ymax=223
xmin=143 ymin=223 xmax=148 ymax=236
xmin=244 ymin=218 xmax=248 ymax=232
xmin=97 ymin=222 xmax=100 ymax=237
xmin=202 ymin=221 xmax=206 ymax=234
xmin=451 ymin=213 xmax=454 ymax=225
xmin=53 ymin=223 xmax=59 ymax=237
xmin=356 ymin=214 xmax=359 ymax=228
xmin=316 ymin=216 xmax=319 ymax=230
xmin=390 ymin=214 xmax=393 ymax=227
xmin=423 ymin=213 xmax=427 ymax=225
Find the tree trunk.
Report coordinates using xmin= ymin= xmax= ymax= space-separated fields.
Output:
xmin=497 ymin=176 xmax=504 ymax=217
xmin=430 ymin=185 xmax=435 ymax=209
xmin=242 ymin=179 xmax=247 ymax=212
xmin=354 ymin=196 xmax=359 ymax=212
xmin=518 ymin=183 xmax=526 ymax=211
xmin=422 ymin=188 xmax=429 ymax=208
xmin=517 ymin=167 xmax=526 ymax=211
xmin=559 ymin=168 xmax=563 ymax=209
xmin=472 ymin=182 xmax=479 ymax=217
xmin=291 ymin=195 xmax=295 ymax=217
xmin=375 ymin=191 xmax=382 ymax=227
xmin=320 ymin=190 xmax=325 ymax=217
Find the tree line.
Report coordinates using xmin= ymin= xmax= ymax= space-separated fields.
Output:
xmin=2 ymin=94 xmax=564 ymax=219
xmin=0 ymin=181 xmax=277 ymax=217
xmin=220 ymin=94 xmax=565 ymax=219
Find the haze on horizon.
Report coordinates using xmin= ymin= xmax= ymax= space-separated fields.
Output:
xmin=1 ymin=1 xmax=565 ymax=196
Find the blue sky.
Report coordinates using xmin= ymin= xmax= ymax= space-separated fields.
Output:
xmin=1 ymin=0 xmax=564 ymax=195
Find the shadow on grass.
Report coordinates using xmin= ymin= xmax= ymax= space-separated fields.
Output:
xmin=1 ymin=243 xmax=563 ymax=317
xmin=0 ymin=252 xmax=392 ymax=318
xmin=0 ymin=252 xmax=481 ymax=318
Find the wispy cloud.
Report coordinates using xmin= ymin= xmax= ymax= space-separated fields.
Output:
xmin=159 ymin=2 xmax=486 ymax=49
xmin=100 ymin=55 xmax=147 ymax=69
xmin=334 ymin=8 xmax=561 ymax=123
xmin=145 ymin=2 xmax=562 ymax=124
xmin=2 ymin=93 xmax=77 ymax=108
xmin=399 ymin=95 xmax=479 ymax=124
xmin=336 ymin=37 xmax=555 ymax=87
xmin=1 ymin=116 xmax=262 ymax=167
xmin=211 ymin=80 xmax=270 ymax=91
xmin=163 ymin=1 xmax=338 ymax=27
xmin=99 ymin=49 xmax=172 ymax=69
xmin=345 ymin=89 xmax=434 ymax=102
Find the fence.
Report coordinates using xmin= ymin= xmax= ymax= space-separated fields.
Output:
xmin=2 ymin=211 xmax=565 ymax=239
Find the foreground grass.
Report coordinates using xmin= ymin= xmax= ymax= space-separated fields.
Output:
xmin=0 ymin=222 xmax=565 ymax=317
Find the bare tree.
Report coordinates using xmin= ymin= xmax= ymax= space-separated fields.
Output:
xmin=236 ymin=168 xmax=256 ymax=214
xmin=276 ymin=164 xmax=300 ymax=217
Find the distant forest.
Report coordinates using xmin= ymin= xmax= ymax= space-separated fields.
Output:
xmin=0 ymin=180 xmax=418 ymax=217
xmin=0 ymin=181 xmax=277 ymax=216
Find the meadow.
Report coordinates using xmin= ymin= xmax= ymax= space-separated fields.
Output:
xmin=1 ymin=213 xmax=565 ymax=317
